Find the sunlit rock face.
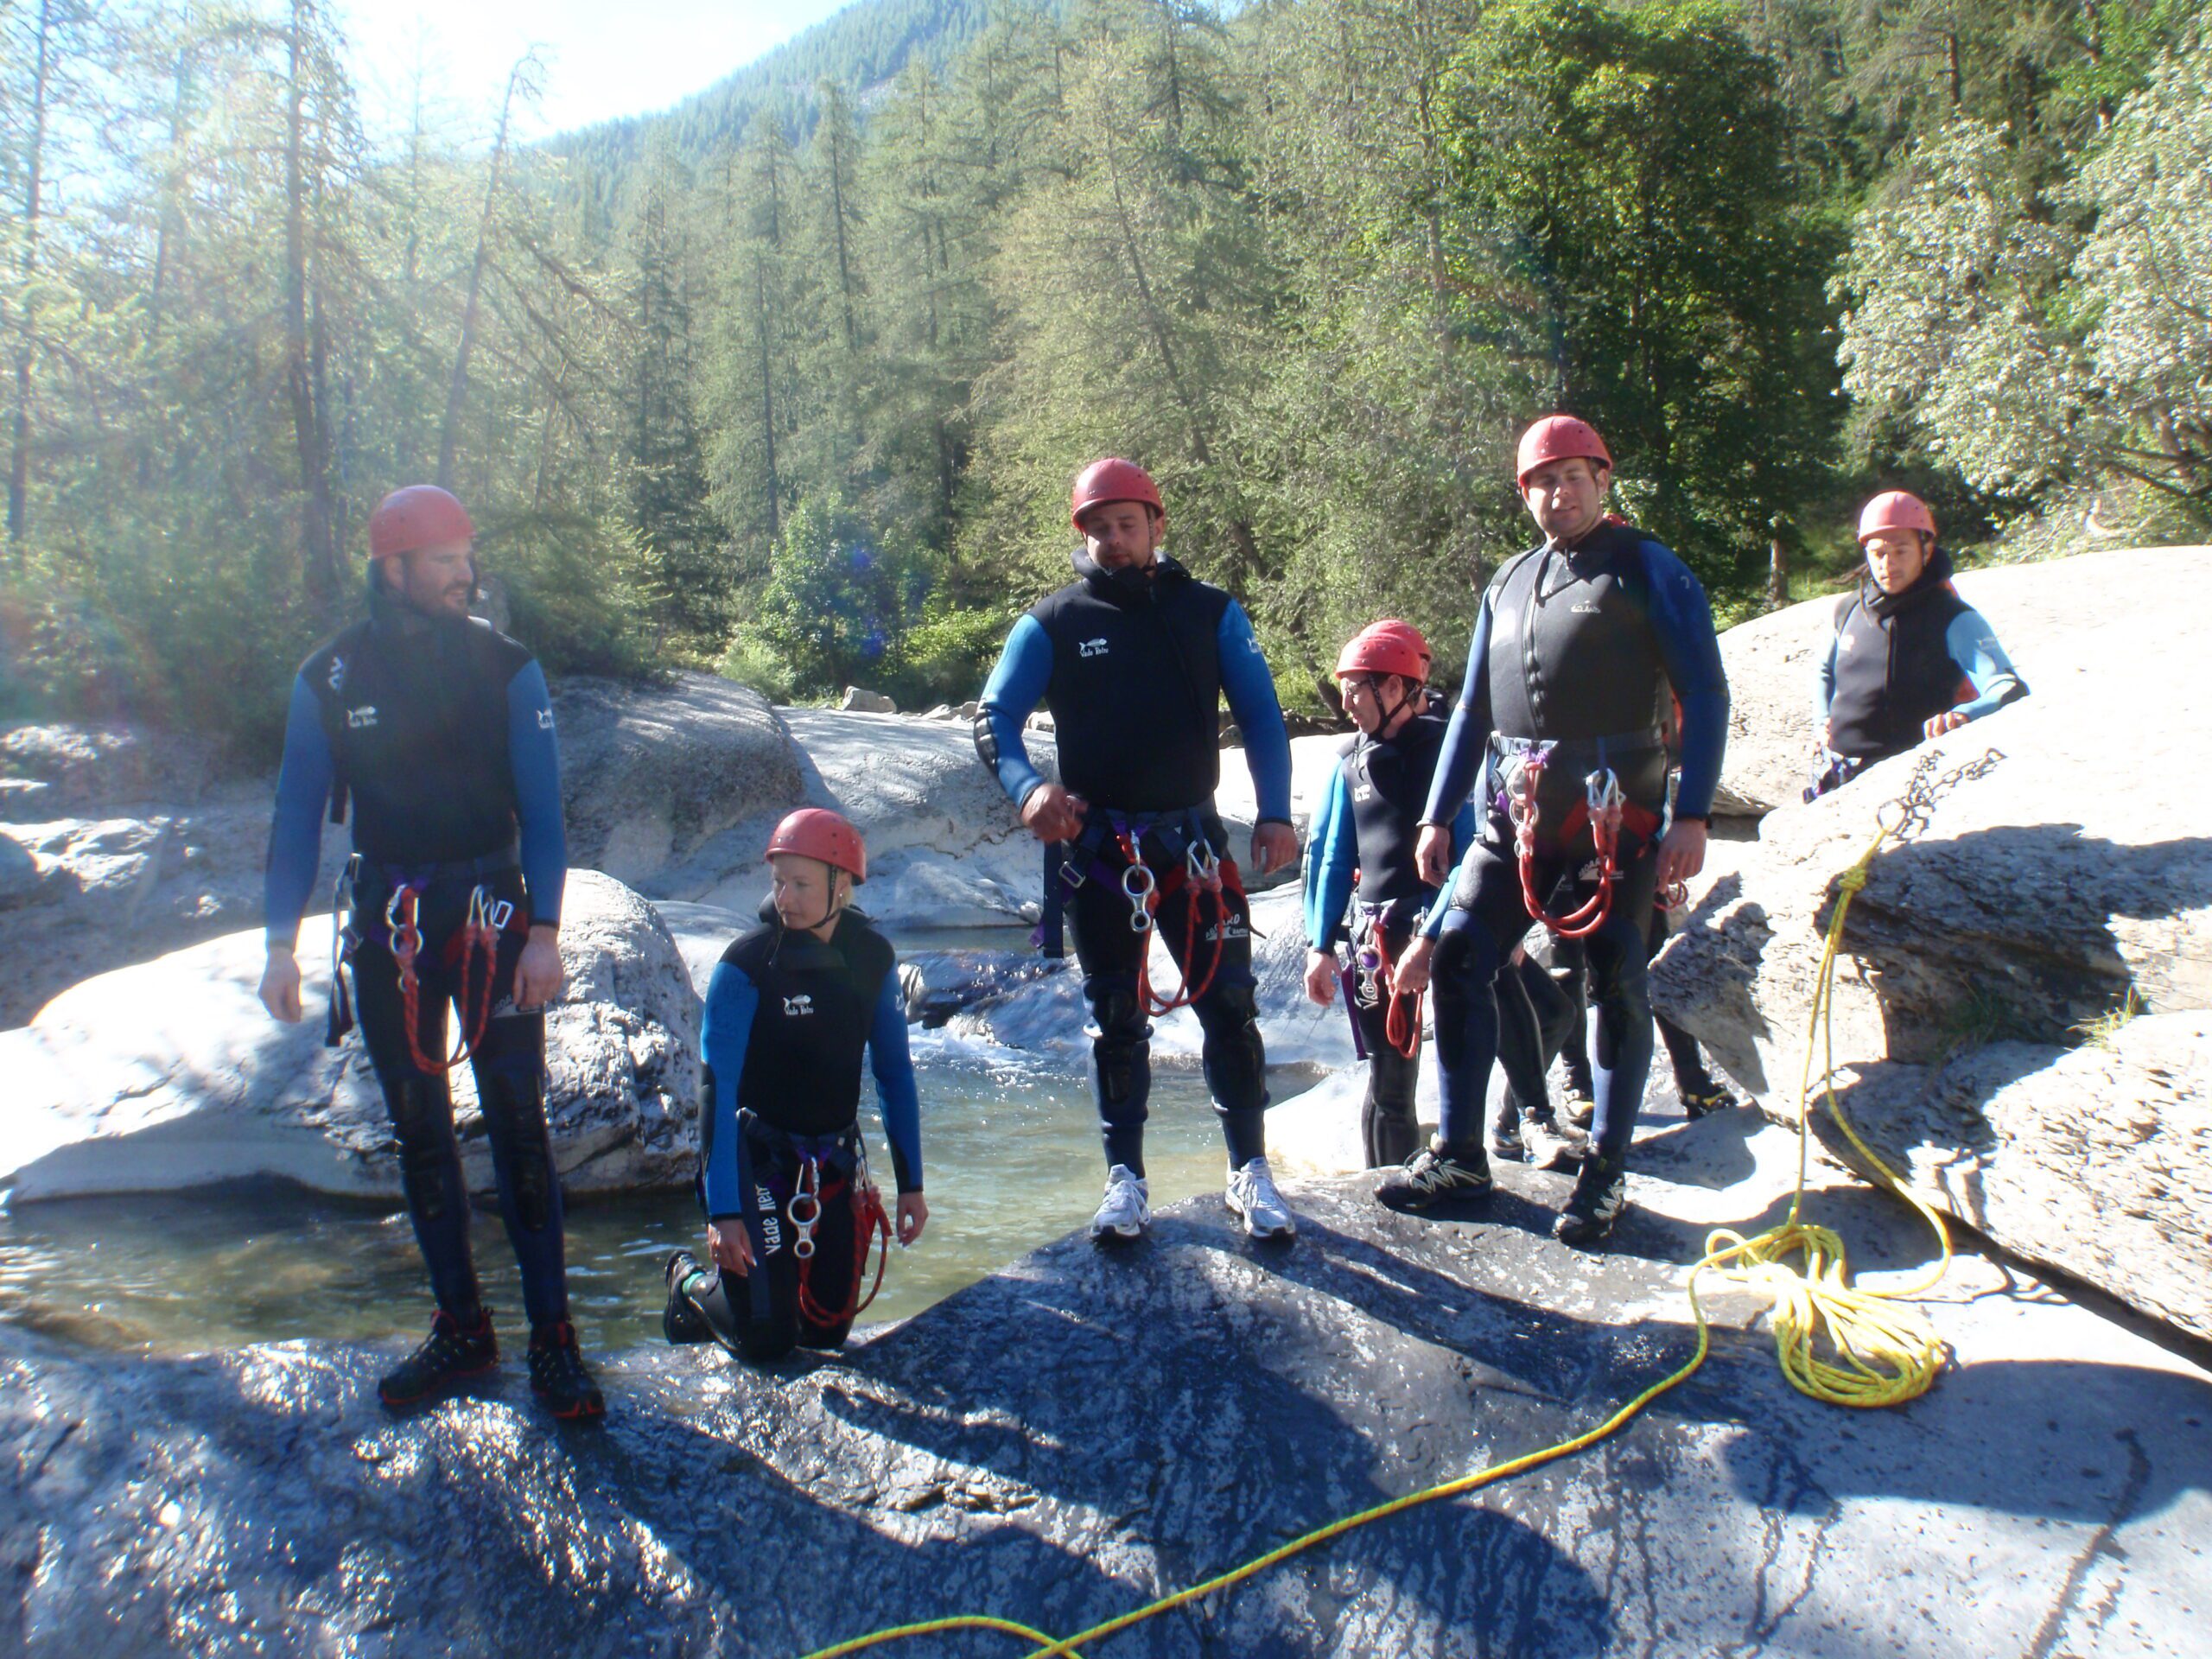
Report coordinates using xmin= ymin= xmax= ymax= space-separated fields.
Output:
xmin=0 ymin=869 xmax=699 ymax=1204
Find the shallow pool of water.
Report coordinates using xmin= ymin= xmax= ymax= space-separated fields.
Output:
xmin=0 ymin=1051 xmax=1320 ymax=1358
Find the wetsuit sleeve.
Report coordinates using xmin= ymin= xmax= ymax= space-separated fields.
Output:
xmin=700 ymin=962 xmax=759 ymax=1218
xmin=1217 ymin=601 xmax=1293 ymax=824
xmin=264 ymin=673 xmax=334 ymax=950
xmin=976 ymin=614 xmax=1052 ymax=810
xmin=1421 ymin=600 xmax=1495 ymax=826
xmin=1415 ymin=779 xmax=1484 ymax=943
xmin=1639 ymin=544 xmax=1730 ymax=821
xmin=1944 ymin=607 xmax=2028 ymax=721
xmin=1813 ymin=627 xmax=1840 ymax=734
xmin=868 ymin=973 xmax=925 ymax=1194
xmin=1302 ymin=768 xmax=1357 ymax=950
xmin=506 ymin=660 xmax=567 ymax=926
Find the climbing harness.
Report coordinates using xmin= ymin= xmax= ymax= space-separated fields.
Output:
xmin=1347 ymin=906 xmax=1422 ymax=1059
xmin=387 ymin=880 xmax=512 ymax=1075
xmin=1505 ymin=745 xmax=1659 ymax=939
xmin=744 ymin=1115 xmax=895 ymax=1332
xmin=799 ymin=749 xmax=2003 ymax=1659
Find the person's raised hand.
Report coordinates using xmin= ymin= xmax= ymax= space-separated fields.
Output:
xmin=1020 ymin=783 xmax=1089 ymax=844
xmin=1251 ymin=821 xmax=1298 ymax=878
xmin=1656 ymin=818 xmax=1709 ymax=894
xmin=1304 ymin=949 xmax=1340 ymax=1007
xmin=1414 ymin=823 xmax=1453 ymax=888
xmin=1923 ymin=709 xmax=1971 ymax=739
xmin=258 ymin=949 xmax=303 ymax=1024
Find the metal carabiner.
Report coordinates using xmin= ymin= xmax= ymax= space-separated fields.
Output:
xmin=786 ymin=1158 xmax=823 ymax=1260
xmin=1185 ymin=839 xmax=1222 ymax=893
xmin=385 ymin=885 xmax=424 ymax=968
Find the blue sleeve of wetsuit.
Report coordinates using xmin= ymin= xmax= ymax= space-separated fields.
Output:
xmin=868 ymin=973 xmax=925 ymax=1193
xmin=1639 ymin=543 xmax=1730 ymax=821
xmin=1944 ymin=607 xmax=2029 ymax=721
xmin=506 ymin=660 xmax=568 ymax=925
xmin=976 ymin=614 xmax=1052 ymax=810
xmin=264 ymin=674 xmax=334 ymax=950
xmin=700 ymin=962 xmax=759 ymax=1218
xmin=1813 ymin=628 xmax=1840 ymax=733
xmin=1302 ymin=768 xmax=1357 ymax=950
xmin=1217 ymin=601 xmax=1293 ymax=823
xmin=1421 ymin=600 xmax=1495 ymax=826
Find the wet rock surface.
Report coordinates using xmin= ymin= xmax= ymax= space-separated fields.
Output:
xmin=3 ymin=1161 xmax=2204 ymax=1657
xmin=0 ymin=870 xmax=699 ymax=1202
xmin=1656 ymin=544 xmax=2212 ymax=1341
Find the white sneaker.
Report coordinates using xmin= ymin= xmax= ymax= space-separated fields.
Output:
xmin=1225 ymin=1156 xmax=1297 ymax=1239
xmin=1090 ymin=1164 xmax=1151 ymax=1240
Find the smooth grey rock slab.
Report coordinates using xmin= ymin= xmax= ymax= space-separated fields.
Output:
xmin=2 ymin=1173 xmax=2205 ymax=1656
xmin=0 ymin=870 xmax=700 ymax=1202
xmin=1709 ymin=543 xmax=2211 ymax=817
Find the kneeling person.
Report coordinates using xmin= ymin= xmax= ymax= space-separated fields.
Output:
xmin=666 ymin=810 xmax=927 ymax=1363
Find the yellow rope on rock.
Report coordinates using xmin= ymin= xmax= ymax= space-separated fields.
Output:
xmin=801 ymin=752 xmax=1998 ymax=1659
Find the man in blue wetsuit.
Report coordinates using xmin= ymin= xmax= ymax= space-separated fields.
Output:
xmin=259 ymin=484 xmax=601 ymax=1419
xmin=664 ymin=809 xmax=927 ymax=1363
xmin=975 ymin=458 xmax=1300 ymax=1243
xmin=1388 ymin=416 xmax=1730 ymax=1248
xmin=1807 ymin=490 xmax=2028 ymax=801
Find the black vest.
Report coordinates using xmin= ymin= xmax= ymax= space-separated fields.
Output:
xmin=723 ymin=913 xmax=898 ymax=1141
xmin=1028 ymin=552 xmax=1233 ymax=812
xmin=1827 ymin=552 xmax=1973 ymax=764
xmin=1343 ymin=709 xmax=1449 ymax=912
xmin=300 ymin=611 xmax=530 ymax=868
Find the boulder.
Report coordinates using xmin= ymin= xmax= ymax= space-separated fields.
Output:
xmin=840 ymin=686 xmax=897 ymax=714
xmin=0 ymin=870 xmax=699 ymax=1204
xmin=554 ymin=672 xmax=803 ymax=888
xmin=3 ymin=1164 xmax=2206 ymax=1656
xmin=0 ymin=721 xmax=232 ymax=819
xmin=1653 ymin=543 xmax=2212 ymax=1336
xmin=1710 ymin=543 xmax=2206 ymax=818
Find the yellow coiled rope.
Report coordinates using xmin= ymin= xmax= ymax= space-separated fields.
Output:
xmin=802 ymin=750 xmax=2000 ymax=1659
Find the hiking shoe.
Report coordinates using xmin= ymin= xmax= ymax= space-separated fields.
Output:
xmin=1562 ymin=1092 xmax=1597 ymax=1130
xmin=1090 ymin=1164 xmax=1151 ymax=1241
xmin=1521 ymin=1113 xmax=1589 ymax=1173
xmin=1376 ymin=1142 xmax=1492 ymax=1211
xmin=1487 ymin=1118 xmax=1529 ymax=1164
xmin=528 ymin=1320 xmax=606 ymax=1421
xmin=378 ymin=1309 xmax=498 ymax=1409
xmin=1680 ymin=1083 xmax=1739 ymax=1120
xmin=1553 ymin=1153 xmax=1629 ymax=1249
xmin=1225 ymin=1157 xmax=1296 ymax=1239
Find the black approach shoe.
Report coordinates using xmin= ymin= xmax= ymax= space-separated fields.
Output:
xmin=1553 ymin=1153 xmax=1629 ymax=1249
xmin=378 ymin=1310 xmax=499 ymax=1409
xmin=1680 ymin=1083 xmax=1740 ymax=1120
xmin=1376 ymin=1144 xmax=1493 ymax=1212
xmin=529 ymin=1320 xmax=607 ymax=1421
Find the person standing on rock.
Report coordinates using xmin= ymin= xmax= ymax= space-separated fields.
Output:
xmin=664 ymin=809 xmax=927 ymax=1363
xmin=1300 ymin=620 xmax=1484 ymax=1167
xmin=1806 ymin=491 xmax=2028 ymax=801
xmin=1386 ymin=416 xmax=1729 ymax=1248
xmin=974 ymin=458 xmax=1300 ymax=1243
xmin=258 ymin=483 xmax=602 ymax=1420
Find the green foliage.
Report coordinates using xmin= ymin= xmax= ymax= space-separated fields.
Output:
xmin=889 ymin=601 xmax=1012 ymax=709
xmin=735 ymin=494 xmax=925 ymax=697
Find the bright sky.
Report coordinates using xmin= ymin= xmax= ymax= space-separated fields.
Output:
xmin=336 ymin=0 xmax=859 ymax=145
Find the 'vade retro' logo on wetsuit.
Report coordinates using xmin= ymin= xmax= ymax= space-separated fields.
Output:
xmin=1079 ymin=637 xmax=1110 ymax=658
xmin=782 ymin=994 xmax=815 ymax=1018
xmin=327 ymin=657 xmax=347 ymax=692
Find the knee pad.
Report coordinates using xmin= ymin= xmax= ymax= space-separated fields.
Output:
xmin=384 ymin=1076 xmax=455 ymax=1221
xmin=1088 ymin=982 xmax=1152 ymax=1111
xmin=1200 ymin=981 xmax=1268 ymax=1114
xmin=482 ymin=1069 xmax=559 ymax=1233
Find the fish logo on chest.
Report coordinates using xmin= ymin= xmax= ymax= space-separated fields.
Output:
xmin=783 ymin=994 xmax=815 ymax=1018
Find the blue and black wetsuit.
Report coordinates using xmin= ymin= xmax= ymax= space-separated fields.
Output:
xmin=1808 ymin=548 xmax=2026 ymax=798
xmin=265 ymin=585 xmax=572 ymax=1331
xmin=975 ymin=548 xmax=1293 ymax=1175
xmin=699 ymin=907 xmax=921 ymax=1360
xmin=1417 ymin=521 xmax=1729 ymax=1166
xmin=1303 ymin=709 xmax=1472 ymax=1165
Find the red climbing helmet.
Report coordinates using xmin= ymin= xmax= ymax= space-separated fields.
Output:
xmin=1334 ymin=619 xmax=1432 ymax=684
xmin=1070 ymin=458 xmax=1164 ymax=530
xmin=1857 ymin=490 xmax=1937 ymax=544
xmin=1514 ymin=416 xmax=1613 ymax=486
xmin=366 ymin=484 xmax=474 ymax=561
xmin=766 ymin=808 xmax=867 ymax=883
